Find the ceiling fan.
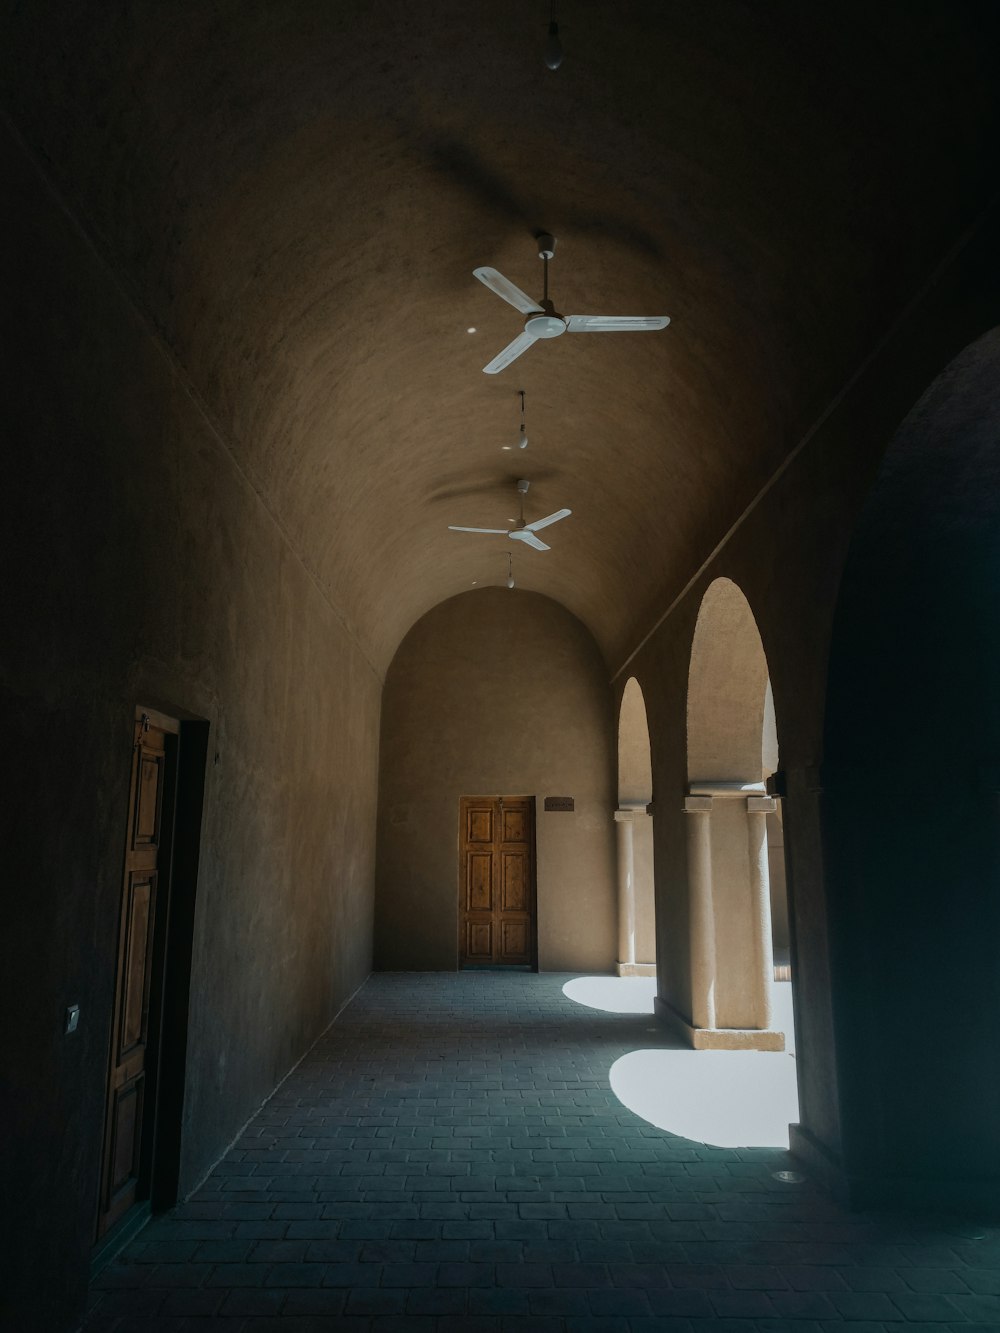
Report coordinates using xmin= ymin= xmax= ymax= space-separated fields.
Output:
xmin=448 ymin=478 xmax=570 ymax=551
xmin=474 ymin=232 xmax=670 ymax=374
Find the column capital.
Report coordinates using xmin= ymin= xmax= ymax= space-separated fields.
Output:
xmin=683 ymin=795 xmax=713 ymax=814
xmin=613 ymin=807 xmax=636 ymax=823
xmin=747 ymin=796 xmax=777 ymax=814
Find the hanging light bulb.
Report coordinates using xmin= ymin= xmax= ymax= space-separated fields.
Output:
xmin=544 ymin=18 xmax=563 ymax=69
xmin=517 ymin=389 xmax=529 ymax=450
xmin=506 ymin=553 xmax=515 ymax=590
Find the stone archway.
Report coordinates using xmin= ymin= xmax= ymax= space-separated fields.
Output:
xmin=615 ymin=678 xmax=656 ymax=976
xmin=682 ymin=578 xmax=785 ymax=1049
xmin=816 ymin=326 xmax=1000 ymax=1210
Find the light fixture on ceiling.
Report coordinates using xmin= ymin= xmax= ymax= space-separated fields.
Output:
xmin=516 ymin=388 xmax=529 ymax=449
xmin=544 ymin=3 xmax=563 ymax=69
xmin=467 ymin=326 xmax=477 ymax=333
xmin=506 ymin=553 xmax=515 ymax=590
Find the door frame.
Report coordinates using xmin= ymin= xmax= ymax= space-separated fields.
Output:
xmin=456 ymin=794 xmax=538 ymax=971
xmin=92 ymin=705 xmax=208 ymax=1269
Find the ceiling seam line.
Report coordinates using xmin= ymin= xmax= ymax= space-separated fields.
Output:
xmin=0 ymin=105 xmax=384 ymax=686
xmin=609 ymin=193 xmax=1000 ymax=685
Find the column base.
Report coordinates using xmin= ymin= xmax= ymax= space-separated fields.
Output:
xmin=654 ymin=995 xmax=785 ymax=1051
xmin=617 ymin=961 xmax=656 ymax=977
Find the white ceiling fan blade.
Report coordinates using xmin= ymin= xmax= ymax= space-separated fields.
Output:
xmin=525 ymin=507 xmax=572 ymax=533
xmin=482 ymin=330 xmax=537 ymax=375
xmin=565 ymin=315 xmax=670 ymax=332
xmin=474 ymin=267 xmax=544 ymax=315
xmin=510 ymin=530 xmax=550 ymax=551
xmin=448 ymin=525 xmax=511 ymax=535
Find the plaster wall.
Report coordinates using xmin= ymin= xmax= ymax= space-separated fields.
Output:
xmin=375 ymin=589 xmax=616 ymax=973
xmin=0 ymin=122 xmax=379 ymax=1331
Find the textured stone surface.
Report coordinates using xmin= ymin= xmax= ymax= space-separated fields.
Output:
xmin=84 ymin=973 xmax=1000 ymax=1330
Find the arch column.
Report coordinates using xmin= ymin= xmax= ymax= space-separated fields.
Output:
xmin=684 ymin=795 xmax=716 ymax=1028
xmin=614 ymin=806 xmax=656 ymax=976
xmin=747 ymin=794 xmax=776 ymax=1030
xmin=658 ymin=784 xmax=784 ymax=1049
xmin=613 ymin=808 xmax=637 ymax=970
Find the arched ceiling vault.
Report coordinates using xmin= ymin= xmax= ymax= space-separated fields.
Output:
xmin=4 ymin=0 xmax=998 ymax=673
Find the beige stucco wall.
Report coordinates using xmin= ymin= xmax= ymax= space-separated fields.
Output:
xmin=375 ymin=588 xmax=617 ymax=972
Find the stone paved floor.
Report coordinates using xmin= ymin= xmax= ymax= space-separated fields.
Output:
xmin=85 ymin=972 xmax=1000 ymax=1332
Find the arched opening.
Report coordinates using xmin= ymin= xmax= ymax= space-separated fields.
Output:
xmin=615 ymin=678 xmax=656 ymax=976
xmin=682 ymin=577 xmax=793 ymax=1050
xmin=819 ymin=327 xmax=1000 ymax=1210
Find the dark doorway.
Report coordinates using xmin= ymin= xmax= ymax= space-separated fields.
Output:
xmin=459 ymin=795 xmax=537 ymax=968
xmin=93 ymin=706 xmax=207 ymax=1260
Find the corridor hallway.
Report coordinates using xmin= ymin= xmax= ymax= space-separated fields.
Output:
xmin=85 ymin=973 xmax=1000 ymax=1330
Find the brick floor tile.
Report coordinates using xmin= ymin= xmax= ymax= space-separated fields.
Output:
xmin=217 ymin=1287 xmax=285 ymax=1315
xmin=438 ymin=1260 xmax=495 ymax=1286
xmin=961 ymin=1270 xmax=1000 ymax=1295
xmin=768 ymin=1289 xmax=842 ymax=1319
xmin=782 ymin=1266 xmax=852 ymax=1291
xmin=842 ymin=1266 xmax=912 ymax=1292
xmin=280 ymin=1286 xmax=348 ymax=1314
xmin=469 ymin=1285 xmax=531 ymax=1314
xmin=903 ymin=1270 xmax=973 ymax=1294
xmin=644 ymin=1288 xmax=715 ymax=1317
xmin=709 ymin=1288 xmax=778 ymax=1317
xmin=529 ymin=1286 xmax=593 ymax=1315
xmin=891 ymin=1292 xmax=965 ymax=1321
xmin=322 ymin=1262 xmax=382 ymax=1286
xmin=158 ymin=1289 xmax=225 ymax=1316
xmin=947 ymin=1292 xmax=1000 ymax=1320
xmin=830 ymin=1290 xmax=909 ymax=1319
xmin=344 ymin=1286 xmax=405 ymax=1315
xmin=496 ymin=1261 xmax=554 ymax=1286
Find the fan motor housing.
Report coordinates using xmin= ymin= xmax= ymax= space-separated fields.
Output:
xmin=525 ymin=311 xmax=566 ymax=339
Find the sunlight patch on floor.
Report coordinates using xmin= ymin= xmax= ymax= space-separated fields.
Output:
xmin=564 ymin=976 xmax=799 ymax=1148
xmin=609 ymin=1046 xmax=799 ymax=1147
xmin=561 ymin=975 xmax=658 ymax=1013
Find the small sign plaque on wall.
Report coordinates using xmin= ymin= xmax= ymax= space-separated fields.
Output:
xmin=544 ymin=796 xmax=575 ymax=812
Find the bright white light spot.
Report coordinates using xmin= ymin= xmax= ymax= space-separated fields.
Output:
xmin=563 ymin=977 xmax=799 ymax=1148
xmin=501 ymin=445 xmax=513 ymax=450
xmin=609 ymin=1046 xmax=798 ymax=1148
xmin=467 ymin=326 xmax=477 ymax=334
xmin=562 ymin=976 xmax=657 ymax=1014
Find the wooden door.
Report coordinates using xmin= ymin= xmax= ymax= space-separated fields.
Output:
xmin=459 ymin=796 xmax=536 ymax=967
xmin=96 ymin=710 xmax=177 ymax=1239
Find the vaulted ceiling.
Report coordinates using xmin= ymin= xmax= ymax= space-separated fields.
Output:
xmin=4 ymin=0 xmax=997 ymax=672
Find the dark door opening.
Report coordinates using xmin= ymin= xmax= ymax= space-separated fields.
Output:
xmin=459 ymin=795 xmax=537 ymax=969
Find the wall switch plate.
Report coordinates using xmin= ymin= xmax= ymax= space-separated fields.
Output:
xmin=65 ymin=1004 xmax=80 ymax=1034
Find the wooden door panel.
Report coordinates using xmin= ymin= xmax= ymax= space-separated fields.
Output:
xmin=120 ymin=874 xmax=155 ymax=1056
xmin=466 ymin=807 xmax=493 ymax=843
xmin=459 ymin=797 xmax=535 ymax=967
xmin=499 ymin=918 xmax=529 ymax=962
xmin=500 ymin=853 xmax=528 ymax=912
xmin=133 ymin=751 xmax=164 ymax=848
xmin=466 ymin=853 xmax=493 ymax=911
xmin=464 ymin=920 xmax=493 ymax=961
xmin=501 ymin=808 xmax=527 ymax=843
xmin=109 ymin=1080 xmax=143 ymax=1199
